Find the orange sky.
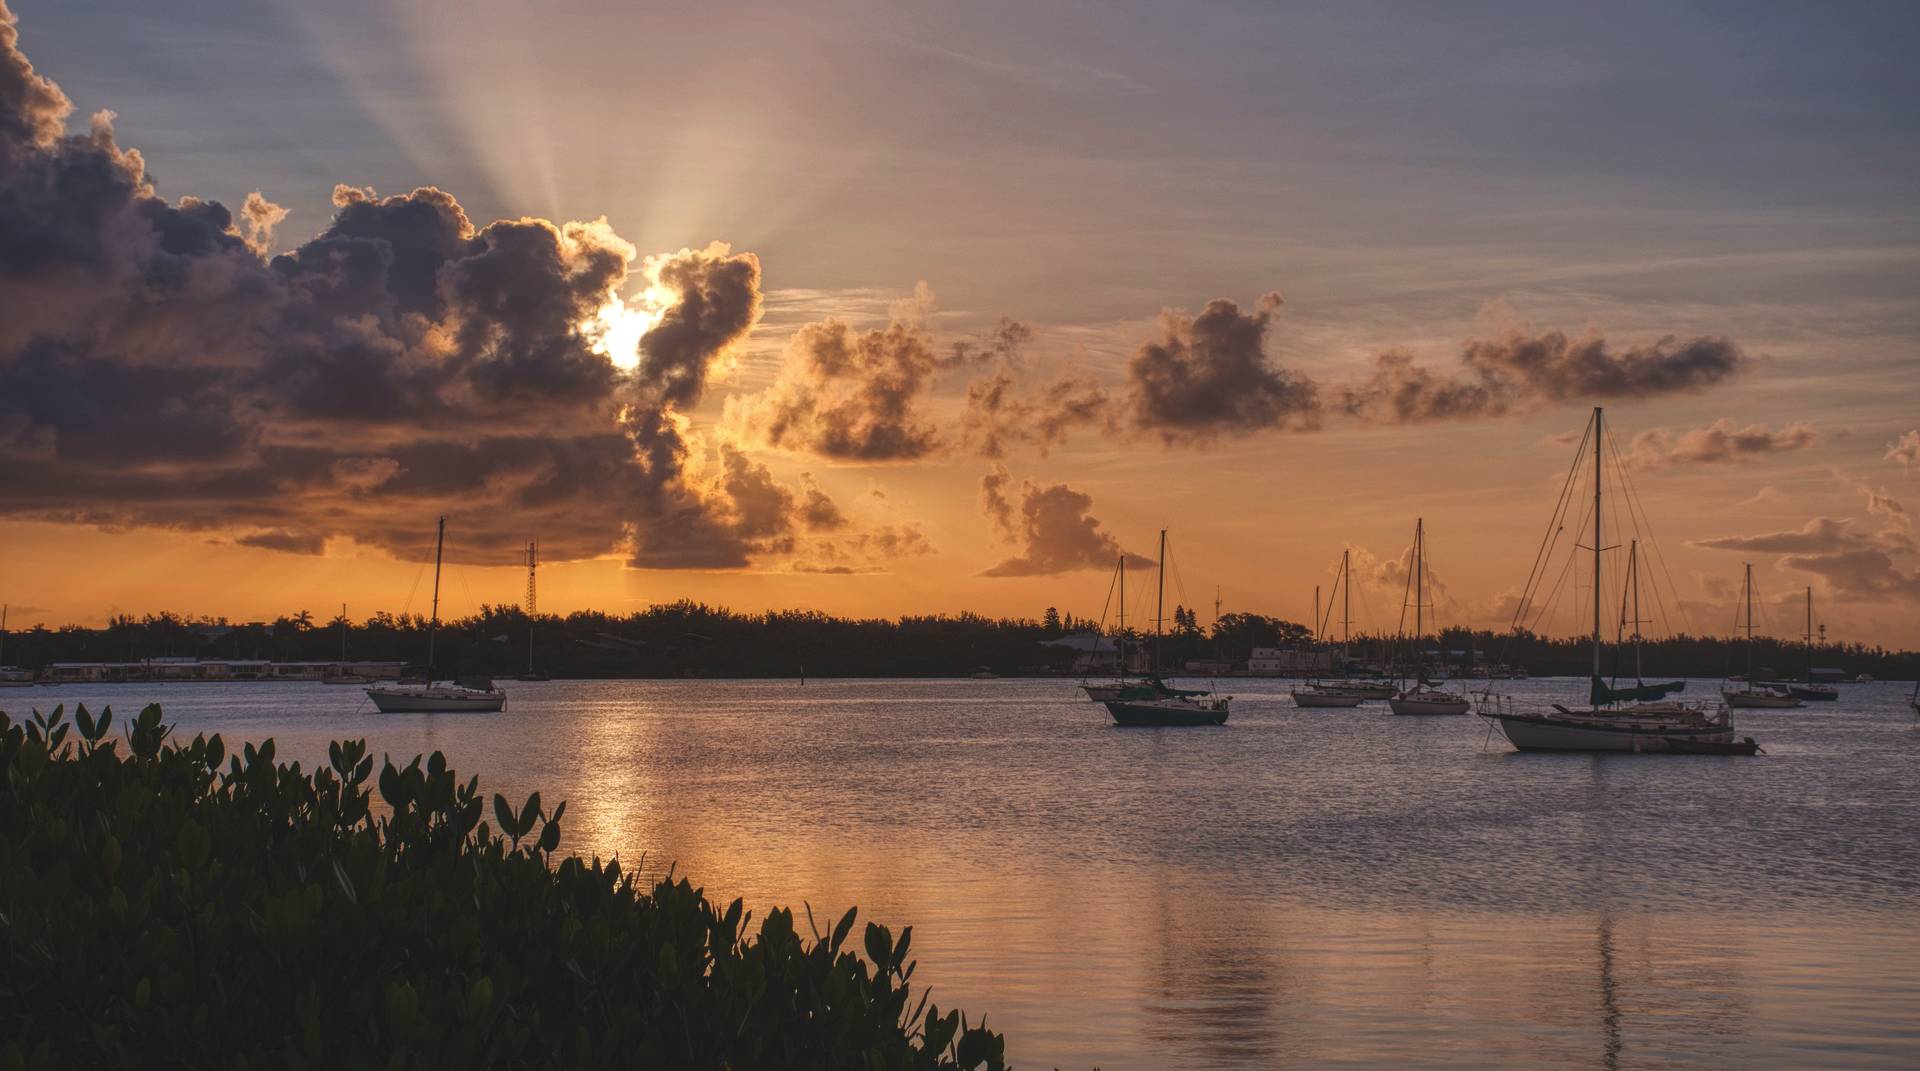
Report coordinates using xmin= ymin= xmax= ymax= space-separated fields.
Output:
xmin=2 ymin=1 xmax=1917 ymax=647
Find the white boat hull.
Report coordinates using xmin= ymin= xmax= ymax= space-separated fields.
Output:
xmin=1292 ymin=690 xmax=1365 ymax=708
xmin=366 ymin=686 xmax=505 ymax=713
xmin=1721 ymin=689 xmax=1801 ymax=709
xmin=1389 ymin=693 xmax=1471 ymax=715
xmin=1491 ymin=713 xmax=1735 ymax=752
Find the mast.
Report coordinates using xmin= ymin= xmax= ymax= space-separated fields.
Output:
xmin=339 ymin=602 xmax=348 ymax=662
xmin=1342 ymin=549 xmax=1351 ymax=652
xmin=1592 ymin=407 xmax=1603 ymax=679
xmin=1629 ymin=541 xmax=1642 ymax=681
xmin=1117 ymin=554 xmax=1127 ymax=674
xmin=1154 ymin=529 xmax=1167 ymax=673
xmin=1742 ymin=561 xmax=1755 ymax=679
xmin=1 ymin=603 xmax=7 ymax=664
xmin=1414 ymin=518 xmax=1424 ymax=651
xmin=426 ymin=516 xmax=445 ymax=682
xmin=1314 ymin=585 xmax=1321 ymax=643
xmin=1805 ymin=585 xmax=1813 ymax=683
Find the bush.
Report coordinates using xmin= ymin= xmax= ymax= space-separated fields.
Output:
xmin=0 ymin=704 xmax=1007 ymax=1070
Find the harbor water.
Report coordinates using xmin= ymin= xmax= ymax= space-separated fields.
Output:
xmin=10 ymin=676 xmax=1919 ymax=1069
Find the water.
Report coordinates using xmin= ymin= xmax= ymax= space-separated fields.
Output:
xmin=9 ymin=676 xmax=1919 ymax=1069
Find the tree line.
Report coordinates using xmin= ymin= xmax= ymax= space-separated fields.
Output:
xmin=3 ymin=604 xmax=1915 ymax=680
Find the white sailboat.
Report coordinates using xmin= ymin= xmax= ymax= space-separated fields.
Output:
xmin=1387 ymin=518 xmax=1470 ymax=715
xmin=1721 ymin=563 xmax=1801 ymax=709
xmin=365 ymin=517 xmax=506 ymax=714
xmin=1480 ymin=407 xmax=1742 ymax=753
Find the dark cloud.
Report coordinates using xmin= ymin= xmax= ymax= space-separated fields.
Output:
xmin=0 ymin=5 xmax=857 ymax=570
xmin=1124 ymin=293 xmax=1319 ymax=443
xmin=1339 ymin=329 xmax=1746 ymax=423
xmin=978 ymin=465 xmax=1150 ymax=577
xmin=728 ymin=302 xmax=951 ymax=461
xmin=1624 ymin=419 xmax=1817 ymax=469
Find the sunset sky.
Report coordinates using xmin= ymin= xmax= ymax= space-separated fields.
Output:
xmin=2 ymin=0 xmax=1917 ymax=645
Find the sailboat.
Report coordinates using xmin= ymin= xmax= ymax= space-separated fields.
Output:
xmin=1387 ymin=519 xmax=1470 ymax=715
xmin=365 ymin=517 xmax=507 ymax=713
xmin=1103 ymin=530 xmax=1231 ymax=726
xmin=1294 ymin=550 xmax=1378 ymax=706
xmin=1766 ymin=587 xmax=1836 ymax=701
xmin=1080 ymin=551 xmax=1205 ymax=702
xmin=0 ymin=604 xmax=33 ymax=686
xmin=1599 ymin=539 xmax=1690 ymax=714
xmin=1481 ymin=407 xmax=1741 ymax=752
xmin=1722 ymin=563 xmax=1801 ymax=709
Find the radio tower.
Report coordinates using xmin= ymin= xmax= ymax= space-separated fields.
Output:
xmin=525 ymin=541 xmax=538 ymax=615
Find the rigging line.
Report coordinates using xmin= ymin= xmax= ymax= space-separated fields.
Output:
xmin=1606 ymin=421 xmax=1696 ymax=637
xmin=1512 ymin=416 xmax=1595 ymax=632
xmin=1528 ymin=494 xmax=1591 ymax=637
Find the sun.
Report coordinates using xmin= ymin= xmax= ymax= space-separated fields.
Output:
xmin=584 ymin=294 xmax=662 ymax=372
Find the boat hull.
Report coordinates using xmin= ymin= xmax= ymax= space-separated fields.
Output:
xmin=1323 ymin=683 xmax=1396 ymax=700
xmin=1722 ymin=689 xmax=1801 ymax=709
xmin=1292 ymin=691 xmax=1365 ymax=708
xmin=366 ymin=687 xmax=505 ymax=713
xmin=1785 ymin=684 xmax=1837 ymax=701
xmin=1491 ymin=713 xmax=1735 ymax=753
xmin=1105 ymin=700 xmax=1229 ymax=727
xmin=1388 ymin=694 xmax=1471 ymax=715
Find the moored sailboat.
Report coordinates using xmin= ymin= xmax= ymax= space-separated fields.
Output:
xmin=1480 ymin=408 xmax=1739 ymax=752
xmin=1102 ymin=530 xmax=1231 ymax=726
xmin=1386 ymin=519 xmax=1470 ymax=715
xmin=365 ymin=517 xmax=506 ymax=714
xmin=1721 ymin=563 xmax=1801 ymax=709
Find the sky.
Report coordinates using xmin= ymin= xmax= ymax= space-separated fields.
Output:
xmin=2 ymin=0 xmax=1917 ymax=646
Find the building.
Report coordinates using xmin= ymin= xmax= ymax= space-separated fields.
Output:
xmin=39 ymin=659 xmax=405 ymax=683
xmin=1246 ymin=647 xmax=1334 ymax=676
xmin=1039 ymin=633 xmax=1119 ymax=674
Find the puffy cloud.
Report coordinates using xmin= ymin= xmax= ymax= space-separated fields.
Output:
xmin=727 ymin=288 xmax=980 ymax=462
xmin=1623 ymin=419 xmax=1818 ymax=469
xmin=789 ymin=523 xmax=936 ymax=574
xmin=1779 ymin=549 xmax=1920 ymax=602
xmin=0 ymin=5 xmax=848 ymax=570
xmin=1339 ymin=328 xmax=1746 ymax=423
xmin=978 ymin=465 xmax=1149 ymax=576
xmin=1691 ymin=518 xmax=1861 ymax=554
xmin=1124 ymin=293 xmax=1319 ymax=443
xmin=1887 ymin=430 xmax=1920 ymax=473
xmin=960 ymin=368 xmax=1111 ymax=458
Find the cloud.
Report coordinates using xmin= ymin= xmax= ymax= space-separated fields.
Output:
xmin=1692 ymin=518 xmax=1860 ymax=554
xmin=1123 ymin=293 xmax=1319 ymax=444
xmin=1624 ymin=419 xmax=1817 ymax=468
xmin=1338 ymin=327 xmax=1746 ymax=424
xmin=1887 ymin=430 xmax=1920 ymax=473
xmin=0 ymin=5 xmax=857 ymax=570
xmin=789 ymin=523 xmax=936 ymax=574
xmin=1779 ymin=549 xmax=1920 ymax=602
xmin=978 ymin=465 xmax=1149 ymax=576
xmin=727 ymin=285 xmax=982 ymax=462
xmin=960 ymin=368 xmax=1111 ymax=458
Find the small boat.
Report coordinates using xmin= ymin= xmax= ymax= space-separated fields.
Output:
xmin=1856 ymin=674 xmax=1876 ymax=683
xmin=969 ymin=668 xmax=998 ymax=679
xmin=366 ymin=517 xmax=506 ymax=714
xmin=1720 ymin=564 xmax=1801 ymax=709
xmin=1318 ymin=680 xmax=1397 ymax=700
xmin=1769 ymin=588 xmax=1837 ymax=700
xmin=1106 ymin=694 xmax=1231 ymax=726
xmin=1389 ymin=686 xmax=1471 ymax=715
xmin=323 ymin=674 xmax=374 ymax=685
xmin=1292 ymin=686 xmax=1365 ymax=708
xmin=1384 ymin=519 xmax=1471 ymax=716
xmin=1482 ymin=408 xmax=1746 ymax=753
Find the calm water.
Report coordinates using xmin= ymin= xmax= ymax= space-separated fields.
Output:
xmin=10 ymin=676 xmax=1920 ymax=1069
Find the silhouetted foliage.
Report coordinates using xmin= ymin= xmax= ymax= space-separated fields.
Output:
xmin=0 ymin=704 xmax=1007 ymax=1069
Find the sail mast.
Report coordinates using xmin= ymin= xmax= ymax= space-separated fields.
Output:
xmin=1117 ymin=554 xmax=1127 ymax=674
xmin=1154 ymin=529 xmax=1167 ymax=673
xmin=1592 ymin=407 xmax=1603 ymax=679
xmin=526 ymin=540 xmax=538 ymax=676
xmin=426 ymin=516 xmax=445 ymax=683
xmin=1342 ymin=549 xmax=1351 ymax=655
xmin=1743 ymin=562 xmax=1755 ymax=679
xmin=1630 ymin=540 xmax=1642 ymax=681
xmin=340 ymin=602 xmax=348 ymax=662
xmin=1805 ymin=585 xmax=1813 ymax=682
